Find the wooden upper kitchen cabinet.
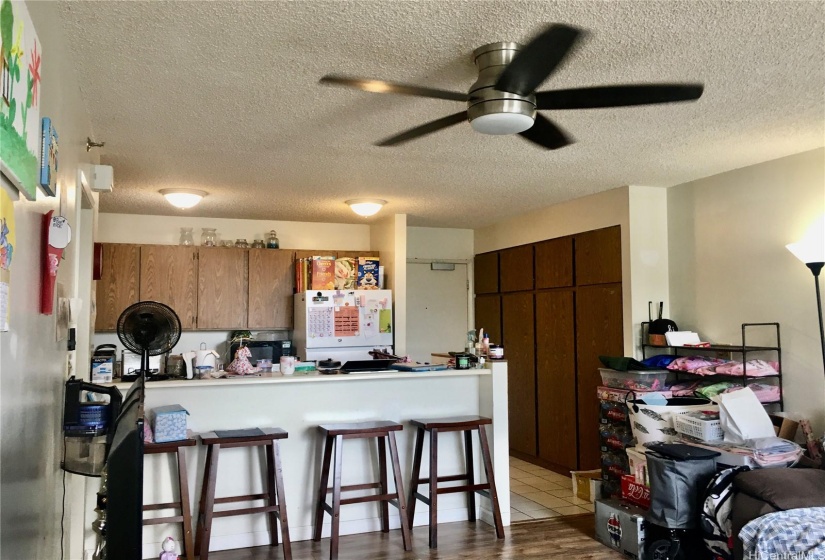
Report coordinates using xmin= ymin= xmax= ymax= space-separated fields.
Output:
xmin=499 ymin=245 xmax=534 ymax=292
xmin=248 ymin=249 xmax=294 ymax=329
xmin=535 ymin=237 xmax=574 ymax=289
xmin=139 ymin=245 xmax=198 ymax=329
xmin=474 ymin=252 xmax=499 ymax=294
xmin=197 ymin=247 xmax=248 ymax=329
xmin=95 ymin=243 xmax=140 ymax=331
xmin=502 ymin=292 xmax=537 ymax=457
xmin=575 ymin=226 xmax=622 ymax=286
xmin=575 ymin=283 xmax=624 ymax=470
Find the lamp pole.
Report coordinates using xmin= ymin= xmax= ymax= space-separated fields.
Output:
xmin=807 ymin=262 xmax=825 ymax=374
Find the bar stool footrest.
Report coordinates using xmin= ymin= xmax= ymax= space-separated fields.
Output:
xmin=144 ymin=515 xmax=185 ymax=526
xmin=413 ymin=474 xmax=470 ymax=485
xmin=214 ymin=493 xmax=267 ymax=505
xmin=212 ymin=504 xmax=280 ymax=519
xmin=143 ymin=502 xmax=182 ymax=511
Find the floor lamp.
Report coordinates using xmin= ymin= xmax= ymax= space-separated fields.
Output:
xmin=786 ymin=214 xmax=825 ymax=375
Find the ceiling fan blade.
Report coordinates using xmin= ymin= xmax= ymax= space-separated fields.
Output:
xmin=376 ymin=111 xmax=468 ymax=147
xmin=519 ymin=114 xmax=573 ymax=150
xmin=495 ymin=24 xmax=583 ymax=97
xmin=536 ymin=84 xmax=704 ymax=110
xmin=320 ymin=74 xmax=469 ymax=102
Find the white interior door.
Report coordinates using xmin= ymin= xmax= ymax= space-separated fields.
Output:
xmin=406 ymin=262 xmax=469 ymax=363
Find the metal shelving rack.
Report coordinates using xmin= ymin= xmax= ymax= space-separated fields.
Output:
xmin=640 ymin=322 xmax=783 ymax=410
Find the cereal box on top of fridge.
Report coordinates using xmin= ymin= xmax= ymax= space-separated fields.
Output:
xmin=357 ymin=257 xmax=380 ymax=290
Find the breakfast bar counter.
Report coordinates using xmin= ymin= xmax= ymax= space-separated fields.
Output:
xmin=82 ymin=361 xmax=510 ymax=555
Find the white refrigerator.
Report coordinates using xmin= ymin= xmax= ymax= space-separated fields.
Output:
xmin=293 ymin=290 xmax=393 ymax=362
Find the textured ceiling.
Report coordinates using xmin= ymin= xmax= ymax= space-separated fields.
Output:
xmin=58 ymin=0 xmax=825 ymax=229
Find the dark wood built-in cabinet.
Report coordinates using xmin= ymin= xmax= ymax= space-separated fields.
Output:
xmin=474 ymin=225 xmax=623 ymax=472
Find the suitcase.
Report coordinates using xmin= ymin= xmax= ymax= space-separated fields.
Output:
xmin=595 ymin=498 xmax=646 ymax=559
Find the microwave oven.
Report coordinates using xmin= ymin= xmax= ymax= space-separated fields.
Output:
xmin=229 ymin=340 xmax=293 ymax=366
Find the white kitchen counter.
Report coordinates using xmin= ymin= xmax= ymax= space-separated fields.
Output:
xmin=83 ymin=362 xmax=510 ymax=556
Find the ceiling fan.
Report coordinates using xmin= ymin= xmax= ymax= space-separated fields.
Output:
xmin=320 ymin=23 xmax=704 ymax=150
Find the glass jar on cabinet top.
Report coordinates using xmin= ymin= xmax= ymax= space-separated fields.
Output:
xmin=179 ymin=227 xmax=194 ymax=246
xmin=251 ymin=239 xmax=265 ymax=249
xmin=267 ymin=230 xmax=280 ymax=249
xmin=201 ymin=228 xmax=217 ymax=247
xmin=234 ymin=239 xmax=249 ymax=248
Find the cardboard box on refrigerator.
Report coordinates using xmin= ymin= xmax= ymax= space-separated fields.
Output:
xmin=595 ymin=498 xmax=646 ymax=559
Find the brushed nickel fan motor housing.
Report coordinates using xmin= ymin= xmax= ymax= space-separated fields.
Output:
xmin=468 ymin=42 xmax=537 ymax=134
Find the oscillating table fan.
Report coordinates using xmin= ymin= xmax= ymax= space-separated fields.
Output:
xmin=117 ymin=301 xmax=181 ymax=382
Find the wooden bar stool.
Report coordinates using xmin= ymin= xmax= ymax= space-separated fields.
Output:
xmin=194 ymin=428 xmax=291 ymax=560
xmin=143 ymin=438 xmax=196 ymax=560
xmin=407 ymin=415 xmax=504 ymax=548
xmin=312 ymin=421 xmax=412 ymax=560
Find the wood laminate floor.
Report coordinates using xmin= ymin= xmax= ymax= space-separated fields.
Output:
xmin=208 ymin=515 xmax=623 ymax=559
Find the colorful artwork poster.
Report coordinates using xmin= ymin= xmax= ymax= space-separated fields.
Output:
xmin=39 ymin=116 xmax=56 ymax=196
xmin=0 ymin=0 xmax=42 ymax=201
xmin=0 ymin=186 xmax=14 ymax=331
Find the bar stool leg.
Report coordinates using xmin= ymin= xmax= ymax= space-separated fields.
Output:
xmin=377 ymin=436 xmax=389 ymax=533
xmin=271 ymin=440 xmax=292 ymax=560
xmin=463 ymin=429 xmax=477 ymax=523
xmin=330 ymin=434 xmax=344 ymax=560
xmin=407 ymin=426 xmax=425 ymax=530
xmin=313 ymin=435 xmax=334 ymax=542
xmin=194 ymin=443 xmax=221 ymax=560
xmin=265 ymin=443 xmax=280 ymax=547
xmin=387 ymin=431 xmax=413 ymax=552
xmin=477 ymin=424 xmax=504 ymax=539
xmin=175 ymin=448 xmax=195 ymax=560
xmin=428 ymin=428 xmax=439 ymax=549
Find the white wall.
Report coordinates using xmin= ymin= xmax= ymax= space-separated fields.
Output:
xmin=97 ymin=212 xmax=371 ymax=249
xmin=407 ymin=226 xmax=474 ymax=261
xmin=668 ymin=148 xmax=825 ymax=432
xmin=0 ymin=2 xmax=98 ymax=558
xmin=474 ymin=186 xmax=636 ymax=354
xmin=628 ymin=186 xmax=670 ymax=354
xmin=371 ymin=215 xmax=407 ymax=354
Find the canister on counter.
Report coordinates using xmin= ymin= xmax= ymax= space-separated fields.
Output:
xmin=488 ymin=344 xmax=504 ymax=359
xmin=455 ymin=353 xmax=471 ymax=370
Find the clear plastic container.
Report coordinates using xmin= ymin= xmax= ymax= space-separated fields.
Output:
xmin=598 ymin=368 xmax=668 ymax=391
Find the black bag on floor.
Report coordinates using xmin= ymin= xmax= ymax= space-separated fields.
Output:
xmin=646 ymin=443 xmax=720 ymax=529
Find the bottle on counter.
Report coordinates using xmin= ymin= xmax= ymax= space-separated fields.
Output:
xmin=482 ymin=333 xmax=490 ymax=356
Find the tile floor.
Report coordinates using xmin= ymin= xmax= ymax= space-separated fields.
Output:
xmin=509 ymin=456 xmax=595 ymax=522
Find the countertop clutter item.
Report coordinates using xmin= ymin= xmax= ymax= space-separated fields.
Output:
xmin=267 ymin=230 xmax=279 ymax=249
xmin=201 ymin=228 xmax=217 ymax=247
xmin=226 ymin=345 xmax=255 ymax=374
xmin=179 ymin=227 xmax=194 ymax=246
xmin=91 ymin=344 xmax=116 ymax=383
xmin=150 ymin=404 xmax=189 ymax=443
xmin=234 ymin=238 xmax=249 ymax=248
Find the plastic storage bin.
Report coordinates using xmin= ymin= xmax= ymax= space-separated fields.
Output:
xmin=673 ymin=410 xmax=724 ymax=442
xmin=599 ymin=368 xmax=669 ymax=391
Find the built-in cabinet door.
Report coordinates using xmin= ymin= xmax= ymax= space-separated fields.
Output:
xmin=248 ymin=249 xmax=294 ymax=329
xmin=499 ymin=245 xmax=534 ymax=292
xmin=139 ymin=245 xmax=198 ymax=329
xmin=535 ymin=237 xmax=574 ymax=289
xmin=95 ymin=243 xmax=140 ymax=331
xmin=474 ymin=294 xmax=501 ymax=346
xmin=576 ymin=283 xmax=624 ymax=470
xmin=197 ymin=248 xmax=248 ymax=329
xmin=575 ymin=226 xmax=622 ymax=286
xmin=536 ymin=290 xmax=577 ymax=469
xmin=474 ymin=252 xmax=499 ymax=294
xmin=502 ymin=292 xmax=536 ymax=456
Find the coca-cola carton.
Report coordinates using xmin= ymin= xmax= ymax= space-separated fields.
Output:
xmin=620 ymin=474 xmax=651 ymax=510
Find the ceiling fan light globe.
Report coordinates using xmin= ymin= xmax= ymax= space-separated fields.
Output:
xmin=470 ymin=112 xmax=534 ymax=135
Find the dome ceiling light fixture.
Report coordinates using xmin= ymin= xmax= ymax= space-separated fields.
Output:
xmin=160 ymin=188 xmax=208 ymax=209
xmin=346 ymin=198 xmax=387 ymax=217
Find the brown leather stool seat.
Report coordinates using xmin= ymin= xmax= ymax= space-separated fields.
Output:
xmin=194 ymin=428 xmax=291 ymax=560
xmin=143 ymin=438 xmax=196 ymax=560
xmin=313 ymin=421 xmax=412 ymax=560
xmin=407 ymin=415 xmax=504 ymax=548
